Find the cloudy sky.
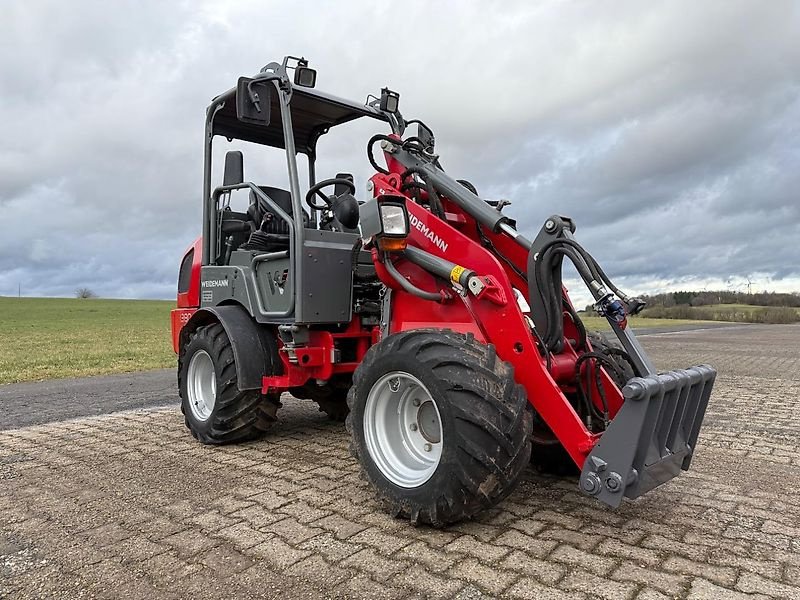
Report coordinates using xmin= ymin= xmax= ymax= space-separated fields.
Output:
xmin=1 ymin=1 xmax=798 ymax=303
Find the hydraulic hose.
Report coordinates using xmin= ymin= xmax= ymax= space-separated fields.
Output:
xmin=539 ymin=237 xmax=629 ymax=301
xmin=535 ymin=236 xmax=634 ymax=352
xmin=563 ymin=302 xmax=588 ymax=351
xmin=575 ymin=352 xmax=621 ymax=427
xmin=536 ymin=245 xmax=598 ymax=350
xmin=538 ymin=239 xmax=603 ymax=286
xmin=399 ymin=167 xmax=446 ymax=219
xmin=384 ymin=255 xmax=443 ymax=302
xmin=366 ymin=134 xmax=395 ymax=175
xmin=367 ymin=135 xmax=429 ymax=177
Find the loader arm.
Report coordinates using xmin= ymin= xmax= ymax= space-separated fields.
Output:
xmin=371 ymin=174 xmax=601 ymax=468
xmin=370 ymin=138 xmax=717 ymax=508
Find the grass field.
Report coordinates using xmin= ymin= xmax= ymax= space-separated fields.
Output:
xmin=578 ymin=315 xmax=709 ymax=331
xmin=0 ymin=297 xmax=717 ymax=385
xmin=0 ymin=297 xmax=175 ymax=384
xmin=641 ymin=303 xmax=799 ymax=324
xmin=705 ymin=303 xmax=800 ymax=314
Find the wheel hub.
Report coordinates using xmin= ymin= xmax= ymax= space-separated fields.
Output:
xmin=363 ymin=371 xmax=443 ymax=488
xmin=416 ymin=401 xmax=441 ymax=444
xmin=186 ymin=349 xmax=216 ymax=422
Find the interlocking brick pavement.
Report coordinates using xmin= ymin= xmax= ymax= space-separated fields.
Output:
xmin=2 ymin=324 xmax=800 ymax=598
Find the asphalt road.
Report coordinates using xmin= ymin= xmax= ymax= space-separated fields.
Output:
xmin=0 ymin=369 xmax=176 ymax=431
xmin=2 ymin=323 xmax=799 ymax=599
xmin=633 ymin=321 xmax=749 ymax=336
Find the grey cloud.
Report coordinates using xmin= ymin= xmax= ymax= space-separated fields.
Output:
xmin=0 ymin=0 xmax=798 ymax=300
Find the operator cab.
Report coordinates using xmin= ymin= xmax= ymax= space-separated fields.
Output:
xmin=215 ymin=150 xmax=357 ymax=259
xmin=200 ymin=56 xmax=396 ymax=324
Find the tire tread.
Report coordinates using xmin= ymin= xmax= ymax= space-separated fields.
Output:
xmin=179 ymin=323 xmax=279 ymax=445
xmin=346 ymin=328 xmax=532 ymax=527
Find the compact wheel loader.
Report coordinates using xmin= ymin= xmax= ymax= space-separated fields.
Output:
xmin=171 ymin=56 xmax=716 ymax=526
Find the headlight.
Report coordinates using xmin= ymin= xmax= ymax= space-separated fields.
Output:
xmin=379 ymin=204 xmax=409 ymax=237
xmin=357 ymin=196 xmax=409 ymax=252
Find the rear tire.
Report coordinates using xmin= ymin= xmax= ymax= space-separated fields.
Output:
xmin=313 ymin=395 xmax=349 ymax=422
xmin=179 ymin=323 xmax=280 ymax=444
xmin=347 ymin=329 xmax=532 ymax=527
xmin=587 ymin=331 xmax=636 ymax=386
xmin=290 ymin=377 xmax=351 ymax=422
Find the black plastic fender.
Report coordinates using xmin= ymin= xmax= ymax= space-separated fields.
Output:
xmin=180 ymin=305 xmax=280 ymax=391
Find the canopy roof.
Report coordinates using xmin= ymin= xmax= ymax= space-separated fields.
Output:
xmin=210 ymin=84 xmax=390 ymax=155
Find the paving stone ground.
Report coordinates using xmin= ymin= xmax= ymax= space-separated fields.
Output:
xmin=2 ymin=324 xmax=799 ymax=599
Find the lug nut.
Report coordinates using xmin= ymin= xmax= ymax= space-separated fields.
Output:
xmin=389 ymin=378 xmax=400 ymax=392
xmin=424 ymin=443 xmax=432 ymax=452
xmin=410 ymin=423 xmax=418 ymax=431
xmin=412 ymin=398 xmax=421 ymax=407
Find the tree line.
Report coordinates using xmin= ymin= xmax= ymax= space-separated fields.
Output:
xmin=639 ymin=290 xmax=800 ymax=308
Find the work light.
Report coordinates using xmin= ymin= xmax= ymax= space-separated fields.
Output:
xmin=294 ymin=66 xmax=317 ymax=88
xmin=371 ymin=200 xmax=409 ymax=251
xmin=380 ymin=88 xmax=400 ymax=113
xmin=379 ymin=204 xmax=409 ymax=237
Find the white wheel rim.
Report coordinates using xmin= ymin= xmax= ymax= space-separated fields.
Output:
xmin=363 ymin=371 xmax=443 ymax=488
xmin=187 ymin=350 xmax=216 ymax=421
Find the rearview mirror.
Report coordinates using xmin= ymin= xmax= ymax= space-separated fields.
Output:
xmin=236 ymin=77 xmax=272 ymax=125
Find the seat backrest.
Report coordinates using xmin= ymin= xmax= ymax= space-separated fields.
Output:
xmin=248 ymin=185 xmax=292 ymax=230
xmin=248 ymin=186 xmax=311 ymax=233
xmin=249 ymin=186 xmax=292 ymax=217
xmin=334 ymin=173 xmax=354 ymax=197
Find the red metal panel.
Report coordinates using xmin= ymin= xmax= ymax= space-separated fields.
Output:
xmin=177 ymin=237 xmax=202 ymax=309
xmin=170 ymin=308 xmax=196 ymax=354
xmin=371 ymin=171 xmax=601 ymax=467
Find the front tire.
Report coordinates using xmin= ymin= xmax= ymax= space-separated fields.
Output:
xmin=179 ymin=323 xmax=280 ymax=444
xmin=347 ymin=330 xmax=532 ymax=527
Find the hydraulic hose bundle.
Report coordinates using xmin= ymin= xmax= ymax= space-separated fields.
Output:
xmin=367 ymin=134 xmax=447 ymax=219
xmin=368 ymin=127 xmax=645 ymax=420
xmin=534 ymin=237 xmax=641 ymax=352
xmin=532 ymin=234 xmax=644 ymax=429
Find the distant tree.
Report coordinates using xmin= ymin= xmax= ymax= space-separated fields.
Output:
xmin=75 ymin=287 xmax=96 ymax=299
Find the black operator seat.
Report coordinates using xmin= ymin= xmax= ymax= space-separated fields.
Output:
xmin=248 ymin=186 xmax=293 ymax=235
xmin=241 ymin=186 xmax=313 ymax=253
xmin=248 ymin=186 xmax=313 ymax=230
xmin=334 ymin=173 xmax=354 ymax=198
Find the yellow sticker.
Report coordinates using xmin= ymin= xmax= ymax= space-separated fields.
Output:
xmin=450 ymin=265 xmax=466 ymax=283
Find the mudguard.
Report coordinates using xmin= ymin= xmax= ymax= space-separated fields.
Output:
xmin=181 ymin=305 xmax=280 ymax=391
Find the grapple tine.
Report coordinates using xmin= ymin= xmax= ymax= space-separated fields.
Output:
xmin=683 ymin=367 xmax=716 ymax=469
xmin=665 ymin=375 xmax=692 ymax=452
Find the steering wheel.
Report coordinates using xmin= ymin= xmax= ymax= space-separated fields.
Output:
xmin=305 ymin=178 xmax=356 ymax=211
